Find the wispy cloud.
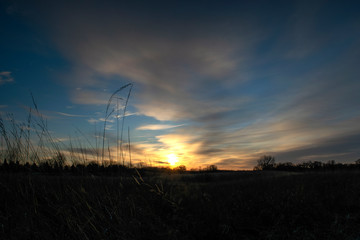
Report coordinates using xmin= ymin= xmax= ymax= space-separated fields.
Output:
xmin=55 ymin=111 xmax=89 ymax=118
xmin=137 ymin=124 xmax=183 ymax=131
xmin=276 ymin=132 xmax=360 ymax=164
xmin=87 ymin=118 xmax=99 ymax=124
xmin=0 ymin=71 xmax=14 ymax=85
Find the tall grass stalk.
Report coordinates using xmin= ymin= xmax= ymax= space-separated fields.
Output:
xmin=128 ymin=126 xmax=132 ymax=167
xmin=101 ymin=83 xmax=133 ymax=166
xmin=120 ymin=84 xmax=133 ymax=166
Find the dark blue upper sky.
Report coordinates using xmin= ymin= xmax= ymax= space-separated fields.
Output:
xmin=1 ymin=0 xmax=360 ymax=169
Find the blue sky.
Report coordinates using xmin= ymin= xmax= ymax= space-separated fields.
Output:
xmin=1 ymin=0 xmax=360 ymax=169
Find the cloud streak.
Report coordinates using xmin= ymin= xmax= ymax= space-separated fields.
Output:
xmin=0 ymin=72 xmax=14 ymax=85
xmin=55 ymin=112 xmax=89 ymax=118
xmin=137 ymin=124 xmax=183 ymax=131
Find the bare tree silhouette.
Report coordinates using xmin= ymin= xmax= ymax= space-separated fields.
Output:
xmin=254 ymin=155 xmax=275 ymax=170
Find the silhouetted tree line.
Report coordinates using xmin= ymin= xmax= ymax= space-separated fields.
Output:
xmin=0 ymin=158 xmax=219 ymax=176
xmin=254 ymin=155 xmax=360 ymax=171
xmin=0 ymin=159 xmax=138 ymax=176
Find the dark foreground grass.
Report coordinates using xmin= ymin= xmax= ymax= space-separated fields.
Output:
xmin=1 ymin=171 xmax=360 ymax=240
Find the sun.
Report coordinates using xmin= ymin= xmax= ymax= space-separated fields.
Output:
xmin=167 ymin=153 xmax=178 ymax=166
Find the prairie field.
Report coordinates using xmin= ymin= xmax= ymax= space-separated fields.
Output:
xmin=1 ymin=170 xmax=360 ymax=240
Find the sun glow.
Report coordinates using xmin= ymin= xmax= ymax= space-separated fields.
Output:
xmin=167 ymin=153 xmax=178 ymax=166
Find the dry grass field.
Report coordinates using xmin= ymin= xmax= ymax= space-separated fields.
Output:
xmin=1 ymin=170 xmax=360 ymax=240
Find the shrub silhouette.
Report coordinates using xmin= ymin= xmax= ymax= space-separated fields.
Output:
xmin=205 ymin=165 xmax=218 ymax=172
xmin=254 ymin=155 xmax=275 ymax=170
xmin=173 ymin=165 xmax=187 ymax=173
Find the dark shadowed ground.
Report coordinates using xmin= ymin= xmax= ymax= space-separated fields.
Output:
xmin=1 ymin=170 xmax=360 ymax=239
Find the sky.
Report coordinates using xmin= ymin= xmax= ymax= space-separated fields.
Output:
xmin=1 ymin=0 xmax=360 ymax=170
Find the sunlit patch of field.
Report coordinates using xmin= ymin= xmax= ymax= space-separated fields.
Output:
xmin=1 ymin=170 xmax=360 ymax=239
